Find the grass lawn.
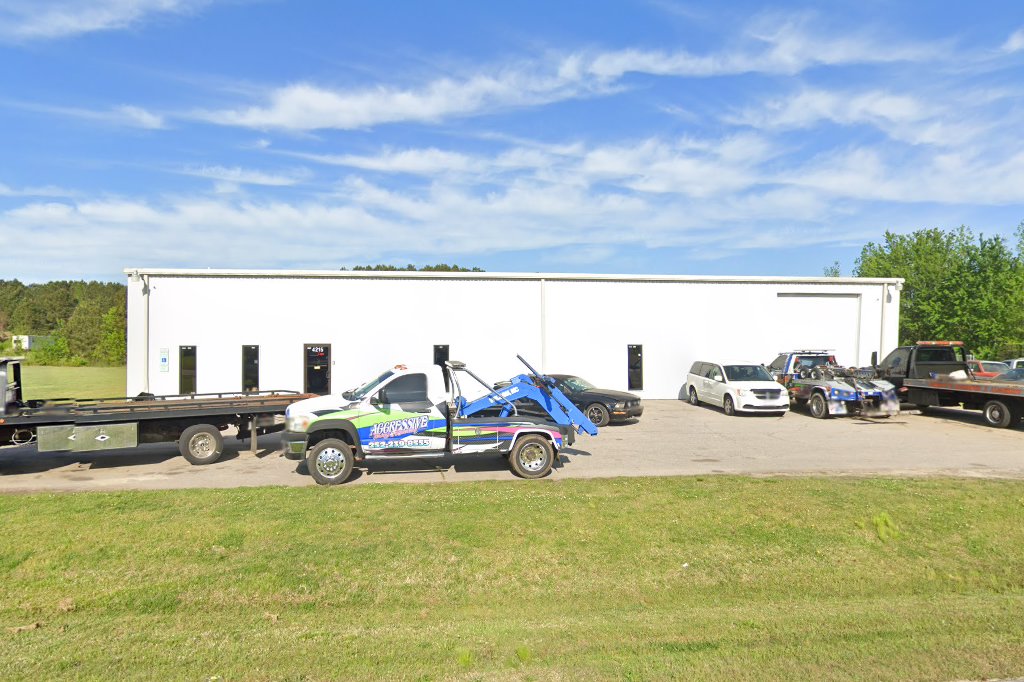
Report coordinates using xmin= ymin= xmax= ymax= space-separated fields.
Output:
xmin=19 ymin=365 xmax=126 ymax=401
xmin=2 ymin=476 xmax=1023 ymax=680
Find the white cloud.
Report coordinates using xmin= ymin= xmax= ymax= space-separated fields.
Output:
xmin=3 ymin=100 xmax=166 ymax=129
xmin=195 ymin=14 xmax=941 ymax=132
xmin=1003 ymin=27 xmax=1024 ymax=53
xmin=196 ymin=67 xmax=604 ymax=131
xmin=178 ymin=165 xmax=310 ymax=186
xmin=0 ymin=0 xmax=214 ymax=41
xmin=281 ymin=148 xmax=481 ymax=175
xmin=0 ymin=182 xmax=76 ymax=198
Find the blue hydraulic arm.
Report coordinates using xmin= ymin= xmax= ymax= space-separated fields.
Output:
xmin=452 ymin=356 xmax=599 ymax=436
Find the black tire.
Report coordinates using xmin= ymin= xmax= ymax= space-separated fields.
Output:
xmin=809 ymin=392 xmax=831 ymax=419
xmin=178 ymin=424 xmax=224 ymax=464
xmin=585 ymin=403 xmax=611 ymax=427
xmin=723 ymin=394 xmax=736 ymax=416
xmin=306 ymin=438 xmax=355 ymax=485
xmin=915 ymin=404 xmax=931 ymax=414
xmin=688 ymin=387 xmax=700 ymax=406
xmin=508 ymin=435 xmax=555 ymax=479
xmin=982 ymin=400 xmax=1014 ymax=428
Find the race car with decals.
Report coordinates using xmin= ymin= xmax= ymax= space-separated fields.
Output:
xmin=766 ymin=350 xmax=899 ymax=419
xmin=281 ymin=355 xmax=598 ymax=484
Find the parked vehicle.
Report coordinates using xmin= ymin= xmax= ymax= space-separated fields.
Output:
xmin=767 ymin=350 xmax=898 ymax=418
xmin=994 ymin=369 xmax=1024 ymax=382
xmin=0 ymin=357 xmax=302 ymax=465
xmin=685 ymin=361 xmax=789 ymax=416
xmin=966 ymin=359 xmax=1010 ymax=378
xmin=281 ymin=356 xmax=598 ymax=484
xmin=872 ymin=341 xmax=1024 ymax=428
xmin=1001 ymin=358 xmax=1024 ymax=369
xmin=531 ymin=374 xmax=642 ymax=427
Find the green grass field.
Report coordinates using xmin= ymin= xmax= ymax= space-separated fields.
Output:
xmin=19 ymin=365 xmax=126 ymax=400
xmin=2 ymin=476 xmax=1023 ymax=680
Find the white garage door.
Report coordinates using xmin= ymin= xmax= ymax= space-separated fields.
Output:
xmin=774 ymin=294 xmax=861 ymax=365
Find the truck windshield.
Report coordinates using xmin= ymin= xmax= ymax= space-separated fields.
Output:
xmin=725 ymin=365 xmax=773 ymax=382
xmin=344 ymin=370 xmax=394 ymax=401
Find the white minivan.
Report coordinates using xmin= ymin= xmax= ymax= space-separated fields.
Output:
xmin=685 ymin=360 xmax=789 ymax=416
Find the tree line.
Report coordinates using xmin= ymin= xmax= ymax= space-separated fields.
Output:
xmin=0 ymin=280 xmax=126 ymax=365
xmin=834 ymin=223 xmax=1024 ymax=359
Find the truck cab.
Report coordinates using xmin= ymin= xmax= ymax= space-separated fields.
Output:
xmin=874 ymin=341 xmax=969 ymax=394
xmin=282 ymin=358 xmax=595 ymax=485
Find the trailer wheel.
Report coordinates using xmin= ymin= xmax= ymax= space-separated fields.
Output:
xmin=585 ymin=403 xmax=611 ymax=427
xmin=307 ymin=438 xmax=354 ymax=485
xmin=982 ymin=400 xmax=1014 ymax=428
xmin=688 ymin=387 xmax=700 ymax=406
xmin=508 ymin=435 xmax=554 ymax=479
xmin=179 ymin=424 xmax=224 ymax=464
xmin=809 ymin=392 xmax=831 ymax=419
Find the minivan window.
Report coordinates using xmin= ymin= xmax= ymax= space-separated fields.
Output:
xmin=704 ymin=364 xmax=722 ymax=380
xmin=689 ymin=361 xmax=703 ymax=375
xmin=725 ymin=365 xmax=773 ymax=382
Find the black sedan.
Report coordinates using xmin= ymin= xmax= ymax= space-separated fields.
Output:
xmin=547 ymin=374 xmax=643 ymax=427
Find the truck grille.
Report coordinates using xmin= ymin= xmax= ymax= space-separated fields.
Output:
xmin=753 ymin=389 xmax=782 ymax=399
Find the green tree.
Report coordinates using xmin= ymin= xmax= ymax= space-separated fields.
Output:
xmin=9 ymin=281 xmax=77 ymax=335
xmin=96 ymin=300 xmax=127 ymax=365
xmin=345 ymin=264 xmax=484 ymax=272
xmin=65 ymin=298 xmax=108 ymax=361
xmin=855 ymin=226 xmax=1024 ymax=357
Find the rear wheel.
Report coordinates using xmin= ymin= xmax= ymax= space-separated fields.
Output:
xmin=508 ymin=435 xmax=555 ymax=479
xmin=179 ymin=424 xmax=224 ymax=464
xmin=982 ymin=400 xmax=1015 ymax=428
xmin=723 ymin=394 xmax=736 ymax=416
xmin=307 ymin=438 xmax=355 ymax=485
xmin=809 ymin=392 xmax=831 ymax=419
xmin=688 ymin=387 xmax=700 ymax=406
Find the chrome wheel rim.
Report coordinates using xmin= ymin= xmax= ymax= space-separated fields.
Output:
xmin=587 ymin=406 xmax=604 ymax=424
xmin=811 ymin=396 xmax=825 ymax=418
xmin=986 ymin=404 xmax=1004 ymax=424
xmin=189 ymin=433 xmax=215 ymax=457
xmin=689 ymin=389 xmax=697 ymax=405
xmin=518 ymin=442 xmax=547 ymax=472
xmin=724 ymin=397 xmax=734 ymax=415
xmin=315 ymin=447 xmax=346 ymax=478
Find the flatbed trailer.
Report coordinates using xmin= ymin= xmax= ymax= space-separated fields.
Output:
xmin=1 ymin=357 xmax=308 ymax=464
xmin=904 ymin=376 xmax=1024 ymax=428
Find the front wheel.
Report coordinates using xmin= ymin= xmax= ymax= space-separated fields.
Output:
xmin=688 ymin=387 xmax=700 ymax=406
xmin=179 ymin=424 xmax=224 ymax=464
xmin=982 ymin=400 xmax=1015 ymax=428
xmin=723 ymin=394 xmax=736 ymax=416
xmin=508 ymin=435 xmax=555 ymax=479
xmin=809 ymin=392 xmax=831 ymax=419
xmin=586 ymin=403 xmax=611 ymax=427
xmin=307 ymin=438 xmax=355 ymax=485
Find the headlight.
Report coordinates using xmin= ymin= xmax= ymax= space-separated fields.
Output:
xmin=286 ymin=414 xmax=311 ymax=432
xmin=614 ymin=402 xmax=626 ymax=409
xmin=735 ymin=388 xmax=748 ymax=396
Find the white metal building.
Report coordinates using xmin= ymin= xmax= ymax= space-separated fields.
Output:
xmin=124 ymin=269 xmax=903 ymax=400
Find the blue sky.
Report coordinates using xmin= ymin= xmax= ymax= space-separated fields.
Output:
xmin=2 ymin=0 xmax=1024 ymax=282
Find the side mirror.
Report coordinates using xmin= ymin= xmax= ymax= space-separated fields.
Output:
xmin=870 ymin=351 xmax=878 ymax=369
xmin=372 ymin=389 xmax=388 ymax=406
xmin=713 ymin=374 xmax=723 ymax=382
